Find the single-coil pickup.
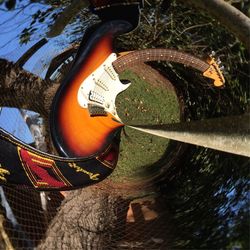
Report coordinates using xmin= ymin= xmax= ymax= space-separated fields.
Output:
xmin=89 ymin=91 xmax=104 ymax=104
xmin=94 ymin=78 xmax=109 ymax=91
xmin=104 ymin=65 xmax=117 ymax=80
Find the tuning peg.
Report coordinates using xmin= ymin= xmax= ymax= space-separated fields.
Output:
xmin=219 ymin=65 xmax=225 ymax=71
xmin=210 ymin=51 xmax=216 ymax=57
xmin=217 ymin=59 xmax=222 ymax=65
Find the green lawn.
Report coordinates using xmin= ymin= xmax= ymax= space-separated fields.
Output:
xmin=111 ymin=70 xmax=180 ymax=181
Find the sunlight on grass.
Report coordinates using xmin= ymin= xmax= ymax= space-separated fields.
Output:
xmin=111 ymin=70 xmax=180 ymax=180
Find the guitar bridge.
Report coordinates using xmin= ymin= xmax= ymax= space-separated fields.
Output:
xmin=88 ymin=104 xmax=107 ymax=117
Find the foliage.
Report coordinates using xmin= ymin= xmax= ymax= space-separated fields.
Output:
xmin=113 ymin=70 xmax=180 ymax=179
xmin=0 ymin=0 xmax=249 ymax=249
xmin=116 ymin=1 xmax=249 ymax=248
xmin=0 ymin=0 xmax=93 ymax=45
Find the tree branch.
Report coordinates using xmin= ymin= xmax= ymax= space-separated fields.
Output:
xmin=0 ymin=58 xmax=57 ymax=115
xmin=178 ymin=0 xmax=250 ymax=52
xmin=47 ymin=0 xmax=89 ymax=37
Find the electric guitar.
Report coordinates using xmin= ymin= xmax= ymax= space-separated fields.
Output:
xmin=50 ymin=20 xmax=133 ymax=158
xmin=50 ymin=21 xmax=225 ymax=158
xmin=0 ymin=9 xmax=225 ymax=190
xmin=0 ymin=2 xmax=144 ymax=190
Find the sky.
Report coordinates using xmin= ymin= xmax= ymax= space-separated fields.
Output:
xmin=0 ymin=0 xmax=67 ymax=144
xmin=0 ymin=1 xmax=47 ymax=60
xmin=0 ymin=107 xmax=33 ymax=143
xmin=0 ymin=0 xmax=86 ymax=145
xmin=0 ymin=1 xmax=43 ymax=144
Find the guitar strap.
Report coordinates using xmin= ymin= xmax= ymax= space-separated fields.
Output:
xmin=89 ymin=0 xmax=144 ymax=30
xmin=0 ymin=1 xmax=143 ymax=190
xmin=73 ymin=0 xmax=143 ymax=63
xmin=0 ymin=128 xmax=119 ymax=190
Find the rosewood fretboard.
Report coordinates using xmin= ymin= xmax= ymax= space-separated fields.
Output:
xmin=113 ymin=49 xmax=209 ymax=74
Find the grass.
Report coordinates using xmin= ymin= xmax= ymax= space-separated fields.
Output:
xmin=110 ymin=70 xmax=180 ymax=181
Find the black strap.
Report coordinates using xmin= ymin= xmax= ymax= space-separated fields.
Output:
xmin=0 ymin=128 xmax=119 ymax=190
xmin=89 ymin=0 xmax=144 ymax=9
xmin=90 ymin=0 xmax=143 ymax=31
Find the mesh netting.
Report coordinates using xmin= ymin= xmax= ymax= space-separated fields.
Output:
xmin=0 ymin=7 xmax=182 ymax=247
xmin=0 ymin=184 xmax=174 ymax=249
xmin=0 ymin=47 xmax=183 ymax=249
xmin=0 ymin=1 xmax=249 ymax=249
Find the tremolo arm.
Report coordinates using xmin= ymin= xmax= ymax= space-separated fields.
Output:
xmin=78 ymin=53 xmax=130 ymax=121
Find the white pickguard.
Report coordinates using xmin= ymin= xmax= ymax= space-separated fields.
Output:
xmin=78 ymin=53 xmax=130 ymax=121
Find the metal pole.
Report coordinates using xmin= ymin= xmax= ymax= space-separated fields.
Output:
xmin=129 ymin=113 xmax=250 ymax=157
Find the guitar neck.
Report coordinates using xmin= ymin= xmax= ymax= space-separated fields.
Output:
xmin=112 ymin=49 xmax=209 ymax=74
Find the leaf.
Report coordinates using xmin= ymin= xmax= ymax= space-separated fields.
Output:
xmin=20 ymin=30 xmax=31 ymax=44
xmin=5 ymin=0 xmax=16 ymax=10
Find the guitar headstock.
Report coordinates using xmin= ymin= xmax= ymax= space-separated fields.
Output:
xmin=203 ymin=52 xmax=225 ymax=87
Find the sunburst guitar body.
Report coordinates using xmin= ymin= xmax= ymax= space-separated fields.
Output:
xmin=50 ymin=21 xmax=133 ymax=157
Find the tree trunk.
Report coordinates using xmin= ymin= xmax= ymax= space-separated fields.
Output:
xmin=16 ymin=39 xmax=48 ymax=68
xmin=38 ymin=187 xmax=130 ymax=250
xmin=0 ymin=58 xmax=57 ymax=116
xmin=47 ymin=0 xmax=88 ymax=38
xmin=0 ymin=59 xmax=130 ymax=249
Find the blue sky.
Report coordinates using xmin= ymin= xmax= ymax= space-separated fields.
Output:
xmin=0 ymin=1 xmax=48 ymax=61
xmin=0 ymin=0 xmax=78 ymax=145
xmin=0 ymin=107 xmax=33 ymax=143
xmin=0 ymin=0 xmax=67 ymax=144
xmin=0 ymin=0 xmax=74 ymax=76
xmin=0 ymin=1 xmax=45 ymax=144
